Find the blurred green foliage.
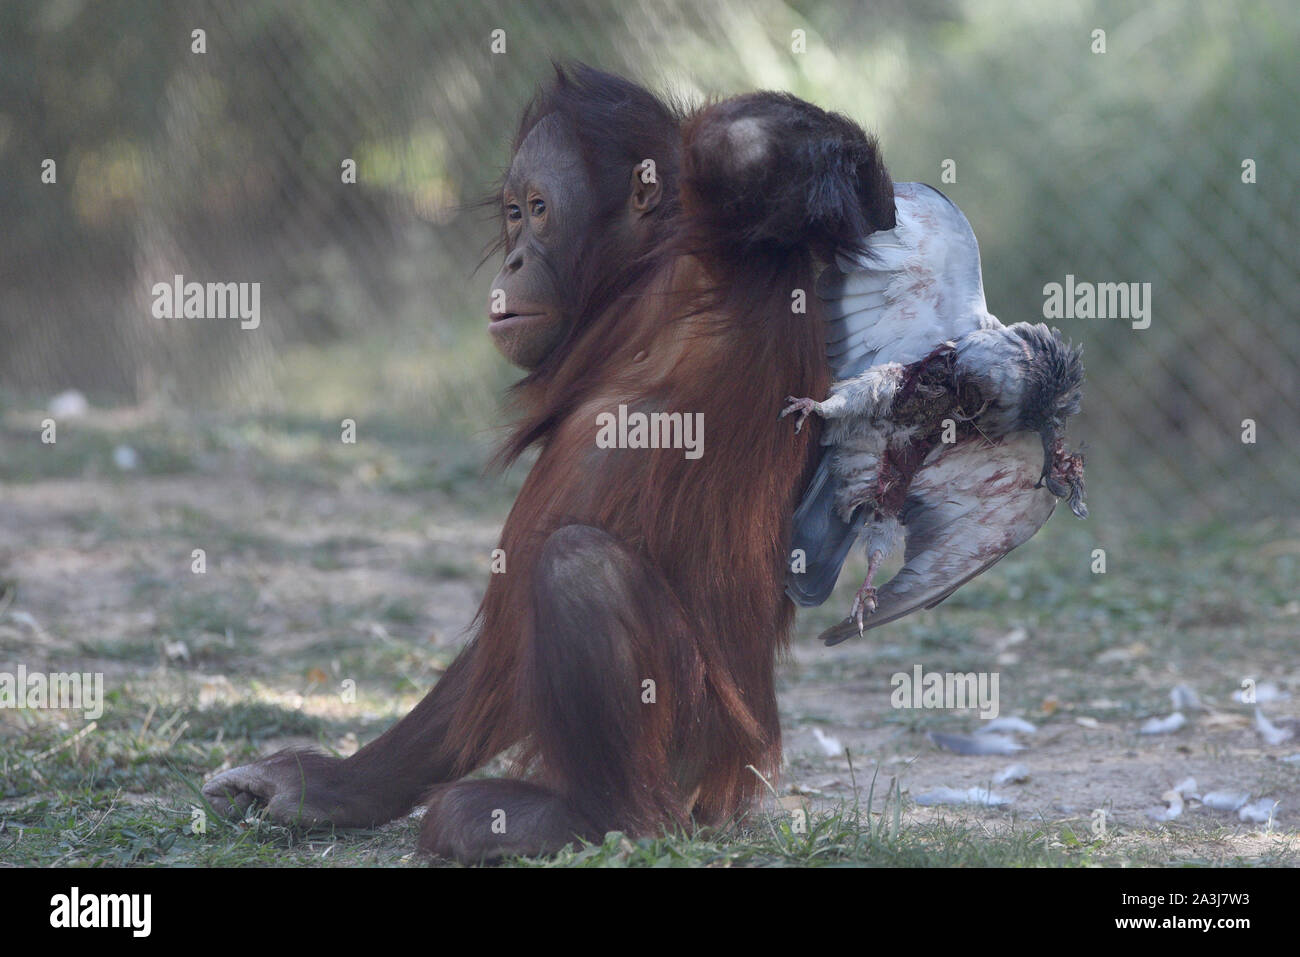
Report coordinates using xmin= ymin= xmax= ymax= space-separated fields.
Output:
xmin=1 ymin=0 xmax=1295 ymax=519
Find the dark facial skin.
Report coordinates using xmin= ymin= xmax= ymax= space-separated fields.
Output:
xmin=488 ymin=116 xmax=662 ymax=369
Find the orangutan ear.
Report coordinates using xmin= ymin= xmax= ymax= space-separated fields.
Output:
xmin=629 ymin=160 xmax=662 ymax=216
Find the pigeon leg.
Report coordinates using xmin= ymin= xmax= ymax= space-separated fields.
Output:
xmin=850 ymin=549 xmax=886 ymax=634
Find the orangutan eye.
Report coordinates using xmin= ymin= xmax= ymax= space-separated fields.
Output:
xmin=530 ymin=198 xmax=546 ymax=217
xmin=506 ymin=203 xmax=522 ymax=222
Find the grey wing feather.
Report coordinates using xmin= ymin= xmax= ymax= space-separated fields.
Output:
xmin=786 ymin=182 xmax=1001 ymax=607
xmin=819 ymin=432 xmax=1056 ymax=645
xmin=821 ymin=181 xmax=998 ymax=382
xmin=785 ymin=454 xmax=866 ymax=607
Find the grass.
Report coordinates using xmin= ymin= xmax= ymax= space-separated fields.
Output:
xmin=3 ymin=738 xmax=1257 ymax=867
xmin=0 ymin=743 xmax=1153 ymax=868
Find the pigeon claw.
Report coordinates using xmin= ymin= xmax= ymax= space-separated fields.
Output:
xmin=780 ymin=396 xmax=817 ymax=434
xmin=851 ymin=584 xmax=878 ymax=635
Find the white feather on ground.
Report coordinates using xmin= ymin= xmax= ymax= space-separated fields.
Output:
xmin=1201 ymin=791 xmax=1250 ymax=811
xmin=1253 ymin=708 xmax=1294 ymax=745
xmin=977 ymin=716 xmax=1037 ymax=735
xmin=993 ymin=763 xmax=1030 ymax=785
xmin=1139 ymin=712 xmax=1186 ymax=735
xmin=928 ymin=731 xmax=1024 ymax=755
xmin=1170 ymin=685 xmax=1203 ymax=711
xmin=914 ymin=786 xmax=1012 ymax=808
xmin=1237 ymin=798 xmax=1280 ymax=825
xmin=811 ymin=727 xmax=843 ymax=756
xmin=1146 ymin=790 xmax=1185 ymax=822
xmin=49 ymin=389 xmax=89 ymax=418
xmin=1233 ymin=682 xmax=1290 ymax=704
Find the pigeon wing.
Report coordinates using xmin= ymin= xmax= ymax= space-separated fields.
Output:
xmin=819 ymin=431 xmax=1057 ymax=645
xmin=823 ymin=181 xmax=998 ymax=381
xmin=785 ymin=454 xmax=866 ymax=606
xmin=786 ymin=182 xmax=1001 ymax=607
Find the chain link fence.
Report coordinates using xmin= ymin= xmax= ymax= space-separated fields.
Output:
xmin=2 ymin=0 xmax=1296 ymax=522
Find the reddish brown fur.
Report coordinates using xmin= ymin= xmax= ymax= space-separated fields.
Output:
xmin=449 ymin=252 xmax=828 ymax=826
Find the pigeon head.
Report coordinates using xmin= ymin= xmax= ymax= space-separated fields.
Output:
xmin=1008 ymin=323 xmax=1086 ymax=512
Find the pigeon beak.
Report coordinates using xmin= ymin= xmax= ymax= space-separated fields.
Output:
xmin=1036 ymin=427 xmax=1070 ymax=498
xmin=1035 ymin=428 xmax=1054 ymax=487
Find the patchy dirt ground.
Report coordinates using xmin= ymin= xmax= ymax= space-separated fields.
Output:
xmin=780 ymin=642 xmax=1300 ymax=864
xmin=1 ymin=408 xmax=1297 ymax=865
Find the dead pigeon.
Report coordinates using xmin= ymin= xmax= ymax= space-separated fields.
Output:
xmin=782 ymin=183 xmax=1086 ymax=641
